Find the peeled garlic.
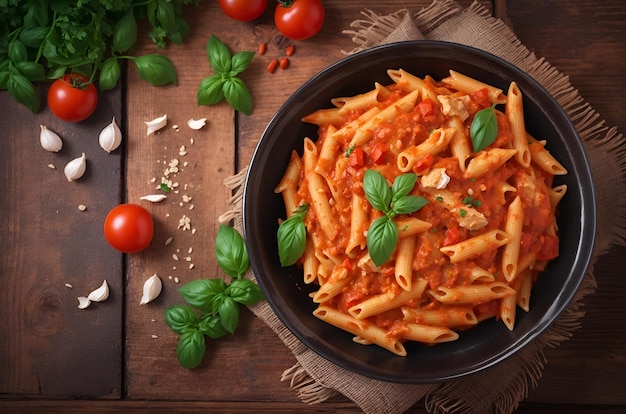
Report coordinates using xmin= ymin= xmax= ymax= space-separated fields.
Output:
xmin=64 ymin=153 xmax=87 ymax=181
xmin=140 ymin=274 xmax=162 ymax=305
xmin=39 ymin=125 xmax=63 ymax=152
xmin=99 ymin=117 xmax=122 ymax=153
xmin=187 ymin=118 xmax=207 ymax=130
xmin=64 ymin=153 xmax=87 ymax=182
xmin=87 ymin=280 xmax=109 ymax=302
xmin=77 ymin=296 xmax=91 ymax=309
xmin=139 ymin=194 xmax=167 ymax=203
xmin=145 ymin=114 xmax=167 ymax=136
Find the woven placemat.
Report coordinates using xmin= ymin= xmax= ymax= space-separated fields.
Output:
xmin=220 ymin=1 xmax=626 ymax=412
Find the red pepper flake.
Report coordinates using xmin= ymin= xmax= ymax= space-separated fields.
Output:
xmin=285 ymin=45 xmax=296 ymax=56
xmin=279 ymin=57 xmax=289 ymax=70
xmin=267 ymin=59 xmax=278 ymax=74
xmin=258 ymin=42 xmax=267 ymax=56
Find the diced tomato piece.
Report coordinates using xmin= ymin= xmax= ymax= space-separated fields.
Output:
xmin=349 ymin=147 xmax=365 ymax=167
xmin=417 ymin=98 xmax=436 ymax=117
xmin=471 ymin=87 xmax=491 ymax=108
xmin=369 ymin=142 xmax=387 ymax=164
xmin=537 ymin=235 xmax=559 ymax=261
xmin=413 ymin=153 xmax=434 ymax=174
xmin=341 ymin=257 xmax=353 ymax=272
xmin=443 ymin=226 xmax=460 ymax=247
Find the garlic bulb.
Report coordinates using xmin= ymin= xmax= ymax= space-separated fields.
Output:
xmin=40 ymin=125 xmax=63 ymax=152
xmin=140 ymin=274 xmax=162 ymax=305
xmin=99 ymin=117 xmax=122 ymax=153
xmin=64 ymin=153 xmax=87 ymax=182
xmin=77 ymin=296 xmax=91 ymax=309
xmin=145 ymin=114 xmax=167 ymax=136
xmin=87 ymin=280 xmax=109 ymax=302
xmin=187 ymin=118 xmax=207 ymax=130
xmin=139 ymin=194 xmax=167 ymax=203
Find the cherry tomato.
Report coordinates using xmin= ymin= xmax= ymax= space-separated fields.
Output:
xmin=47 ymin=74 xmax=98 ymax=122
xmin=104 ymin=204 xmax=154 ymax=253
xmin=275 ymin=0 xmax=324 ymax=41
xmin=219 ymin=0 xmax=268 ymax=21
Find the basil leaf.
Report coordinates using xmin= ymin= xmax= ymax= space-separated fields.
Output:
xmin=15 ymin=61 xmax=46 ymax=81
xmin=223 ymin=77 xmax=252 ymax=115
xmin=197 ymin=74 xmax=225 ymax=106
xmin=215 ymin=224 xmax=249 ymax=279
xmin=176 ymin=329 xmax=205 ymax=369
xmin=210 ymin=292 xmax=227 ymax=315
xmin=363 ymin=169 xmax=392 ymax=213
xmin=470 ymin=104 xmax=498 ymax=152
xmin=230 ymin=51 xmax=255 ymax=75
xmin=18 ymin=27 xmax=49 ymax=48
xmin=207 ymin=35 xmax=231 ymax=74
xmin=8 ymin=40 xmax=27 ymax=63
xmin=198 ymin=313 xmax=229 ymax=339
xmin=7 ymin=73 xmax=39 ymax=112
xmin=0 ymin=70 xmax=9 ymax=89
xmin=132 ymin=54 xmax=177 ymax=86
xmin=218 ymin=296 xmax=240 ymax=334
xmin=178 ymin=279 xmax=227 ymax=311
xmin=164 ymin=305 xmax=200 ymax=335
xmin=99 ymin=57 xmax=121 ymax=91
xmin=367 ymin=216 xmax=398 ymax=266
xmin=112 ymin=9 xmax=137 ymax=53
xmin=277 ymin=211 xmax=307 ymax=267
xmin=226 ymin=279 xmax=265 ymax=305
xmin=392 ymin=195 xmax=429 ymax=215
xmin=156 ymin=0 xmax=176 ymax=33
xmin=391 ymin=173 xmax=417 ymax=201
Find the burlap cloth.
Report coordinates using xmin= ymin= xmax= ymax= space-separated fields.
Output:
xmin=220 ymin=1 xmax=626 ymax=412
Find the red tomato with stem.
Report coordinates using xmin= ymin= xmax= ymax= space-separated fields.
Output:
xmin=47 ymin=74 xmax=98 ymax=122
xmin=275 ymin=0 xmax=324 ymax=41
xmin=219 ymin=0 xmax=268 ymax=21
xmin=104 ymin=204 xmax=154 ymax=253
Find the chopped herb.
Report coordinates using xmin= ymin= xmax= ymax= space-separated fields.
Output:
xmin=159 ymin=183 xmax=172 ymax=193
xmin=344 ymin=145 xmax=356 ymax=157
xmin=462 ymin=196 xmax=482 ymax=207
xmin=402 ymin=225 xmax=409 ymax=231
xmin=459 ymin=209 xmax=467 ymax=218
xmin=436 ymin=196 xmax=444 ymax=202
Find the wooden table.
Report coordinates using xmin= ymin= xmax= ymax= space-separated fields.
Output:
xmin=1 ymin=1 xmax=625 ymax=412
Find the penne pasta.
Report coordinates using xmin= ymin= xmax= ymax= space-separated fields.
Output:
xmin=277 ymin=69 xmax=567 ymax=356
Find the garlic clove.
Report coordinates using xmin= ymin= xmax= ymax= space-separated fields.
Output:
xmin=64 ymin=153 xmax=87 ymax=182
xmin=145 ymin=114 xmax=167 ymax=136
xmin=140 ymin=194 xmax=167 ymax=203
xmin=140 ymin=274 xmax=162 ymax=305
xmin=40 ymin=125 xmax=63 ymax=152
xmin=187 ymin=118 xmax=207 ymax=130
xmin=99 ymin=117 xmax=122 ymax=153
xmin=87 ymin=280 xmax=109 ymax=302
xmin=77 ymin=296 xmax=91 ymax=309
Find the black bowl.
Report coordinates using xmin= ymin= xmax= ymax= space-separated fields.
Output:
xmin=243 ymin=41 xmax=596 ymax=383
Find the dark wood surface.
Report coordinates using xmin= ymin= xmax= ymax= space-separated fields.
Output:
xmin=1 ymin=1 xmax=624 ymax=412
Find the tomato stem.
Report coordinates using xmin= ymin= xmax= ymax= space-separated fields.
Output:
xmin=277 ymin=0 xmax=294 ymax=7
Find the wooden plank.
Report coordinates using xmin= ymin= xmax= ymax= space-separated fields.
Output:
xmin=0 ymin=400 xmax=624 ymax=413
xmin=0 ymin=84 xmax=124 ymax=397
xmin=503 ymin=0 xmax=626 ymax=405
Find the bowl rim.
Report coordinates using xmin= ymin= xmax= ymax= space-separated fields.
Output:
xmin=243 ymin=40 xmax=597 ymax=383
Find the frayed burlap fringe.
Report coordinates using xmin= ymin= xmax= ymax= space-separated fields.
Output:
xmin=220 ymin=1 xmax=625 ymax=413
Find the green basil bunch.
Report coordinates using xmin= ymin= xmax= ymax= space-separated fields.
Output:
xmin=0 ymin=0 xmax=192 ymax=112
xmin=364 ymin=170 xmax=429 ymax=266
xmin=197 ymin=35 xmax=254 ymax=115
xmin=165 ymin=224 xmax=264 ymax=369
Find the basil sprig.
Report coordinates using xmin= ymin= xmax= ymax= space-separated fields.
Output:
xmin=364 ymin=170 xmax=428 ymax=266
xmin=470 ymin=103 xmax=499 ymax=152
xmin=277 ymin=204 xmax=308 ymax=267
xmin=164 ymin=224 xmax=264 ymax=369
xmin=197 ymin=35 xmax=254 ymax=115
